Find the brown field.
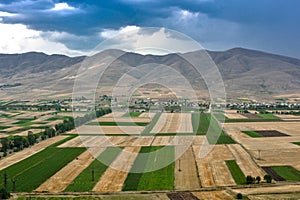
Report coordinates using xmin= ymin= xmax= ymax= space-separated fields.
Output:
xmin=248 ymin=193 xmax=300 ymax=200
xmin=35 ymin=148 xmax=105 ymax=192
xmin=150 ymin=113 xmax=193 ymax=133
xmin=225 ymin=110 xmax=247 ymax=119
xmin=139 ymin=112 xmax=156 ymax=118
xmin=254 ymin=130 xmax=289 ymax=137
xmin=102 ymin=112 xmax=126 ymax=118
xmin=174 ymin=146 xmax=200 ymax=190
xmin=193 ymin=190 xmax=235 ymax=200
xmin=72 ymin=125 xmax=145 ymax=135
xmin=193 ymin=145 xmax=236 ymax=187
xmin=92 ymin=146 xmax=141 ymax=192
xmin=228 ymin=144 xmax=265 ymax=177
xmin=242 ymin=113 xmax=262 ymax=119
xmin=232 ymin=184 xmax=300 ymax=195
xmin=95 ymin=117 xmax=150 ymax=123
xmin=0 ymin=136 xmax=67 ymax=170
xmin=224 ymin=121 xmax=300 ymax=169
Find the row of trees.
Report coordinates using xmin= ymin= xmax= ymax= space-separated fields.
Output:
xmin=1 ymin=108 xmax=112 ymax=156
xmin=246 ymin=174 xmax=272 ymax=184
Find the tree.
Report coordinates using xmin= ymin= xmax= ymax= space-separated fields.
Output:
xmin=264 ymin=174 xmax=272 ymax=183
xmin=0 ymin=138 xmax=9 ymax=152
xmin=27 ymin=131 xmax=36 ymax=145
xmin=256 ymin=176 xmax=261 ymax=184
xmin=236 ymin=193 xmax=243 ymax=199
xmin=246 ymin=175 xmax=254 ymax=184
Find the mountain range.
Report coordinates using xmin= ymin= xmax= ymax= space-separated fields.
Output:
xmin=0 ymin=48 xmax=299 ymax=101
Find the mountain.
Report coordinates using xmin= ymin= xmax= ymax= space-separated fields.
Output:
xmin=0 ymin=48 xmax=299 ymax=101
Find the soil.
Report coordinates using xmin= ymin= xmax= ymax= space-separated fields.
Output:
xmin=261 ymin=166 xmax=285 ymax=181
xmin=254 ymin=130 xmax=289 ymax=137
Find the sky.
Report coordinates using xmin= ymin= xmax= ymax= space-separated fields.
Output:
xmin=0 ymin=0 xmax=299 ymax=58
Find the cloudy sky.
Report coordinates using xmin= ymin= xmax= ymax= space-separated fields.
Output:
xmin=0 ymin=0 xmax=299 ymax=58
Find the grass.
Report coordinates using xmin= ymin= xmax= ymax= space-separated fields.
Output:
xmin=242 ymin=131 xmax=263 ymax=138
xmin=0 ymin=147 xmax=85 ymax=192
xmin=257 ymin=114 xmax=280 ymax=120
xmin=141 ymin=112 xmax=162 ymax=135
xmin=123 ymin=146 xmax=174 ymax=191
xmin=123 ymin=112 xmax=142 ymax=117
xmin=64 ymin=147 xmax=123 ymax=192
xmin=226 ymin=160 xmax=245 ymax=185
xmin=271 ymin=166 xmax=300 ymax=181
xmin=86 ymin=121 xmax=148 ymax=126
xmin=192 ymin=113 xmax=235 ymax=144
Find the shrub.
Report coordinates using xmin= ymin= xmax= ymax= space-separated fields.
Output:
xmin=237 ymin=193 xmax=243 ymax=199
xmin=0 ymin=187 xmax=10 ymax=199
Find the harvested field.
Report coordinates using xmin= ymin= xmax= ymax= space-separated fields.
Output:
xmin=0 ymin=136 xmax=67 ymax=170
xmin=174 ymin=146 xmax=200 ymax=190
xmin=192 ymin=145 xmax=236 ymax=187
xmin=232 ymin=184 xmax=300 ymax=195
xmin=96 ymin=117 xmax=150 ymax=123
xmin=254 ymin=130 xmax=289 ymax=137
xmin=211 ymin=161 xmax=235 ymax=186
xmin=151 ymin=113 xmax=193 ymax=133
xmin=139 ymin=112 xmax=156 ymax=118
xmin=228 ymin=144 xmax=265 ymax=177
xmin=242 ymin=113 xmax=262 ymax=119
xmin=92 ymin=146 xmax=141 ymax=192
xmin=102 ymin=112 xmax=126 ymax=118
xmin=35 ymin=148 xmax=105 ymax=192
xmin=193 ymin=190 xmax=235 ymax=200
xmin=225 ymin=113 xmax=247 ymax=119
xmin=74 ymin=125 xmax=144 ymax=135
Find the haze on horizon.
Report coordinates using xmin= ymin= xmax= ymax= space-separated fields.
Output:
xmin=0 ymin=0 xmax=299 ymax=58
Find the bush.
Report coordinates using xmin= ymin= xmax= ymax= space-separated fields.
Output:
xmin=264 ymin=174 xmax=273 ymax=183
xmin=237 ymin=193 xmax=243 ymax=199
xmin=0 ymin=187 xmax=10 ymax=199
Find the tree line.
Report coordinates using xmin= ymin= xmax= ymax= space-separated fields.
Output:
xmin=0 ymin=108 xmax=111 ymax=157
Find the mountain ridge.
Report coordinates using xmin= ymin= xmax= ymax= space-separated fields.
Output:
xmin=0 ymin=47 xmax=299 ymax=101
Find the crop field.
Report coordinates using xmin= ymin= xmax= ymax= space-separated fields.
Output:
xmin=192 ymin=113 xmax=236 ymax=144
xmin=123 ymin=146 xmax=174 ymax=191
xmin=0 ymin=110 xmax=71 ymax=137
xmin=0 ymin=147 xmax=85 ymax=192
xmin=1 ymin=109 xmax=300 ymax=199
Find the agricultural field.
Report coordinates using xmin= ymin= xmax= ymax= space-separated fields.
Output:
xmin=0 ymin=109 xmax=300 ymax=200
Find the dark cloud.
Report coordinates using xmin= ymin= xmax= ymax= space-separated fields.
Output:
xmin=0 ymin=0 xmax=299 ymax=57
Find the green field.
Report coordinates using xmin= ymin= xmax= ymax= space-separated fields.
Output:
xmin=224 ymin=118 xmax=281 ymax=123
xmin=65 ymin=147 xmax=123 ymax=192
xmin=47 ymin=135 xmax=78 ymax=148
xmin=226 ymin=160 xmax=245 ymax=185
xmin=242 ymin=131 xmax=263 ymax=138
xmin=86 ymin=121 xmax=148 ymax=126
xmin=257 ymin=114 xmax=280 ymax=120
xmin=0 ymin=126 xmax=11 ymax=130
xmin=192 ymin=113 xmax=235 ymax=144
xmin=271 ymin=166 xmax=300 ymax=181
xmin=0 ymin=148 xmax=85 ymax=192
xmin=123 ymin=112 xmax=142 ymax=117
xmin=141 ymin=113 xmax=161 ymax=135
xmin=123 ymin=146 xmax=174 ymax=191
xmin=293 ymin=142 xmax=300 ymax=146
xmin=46 ymin=116 xmax=70 ymax=121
